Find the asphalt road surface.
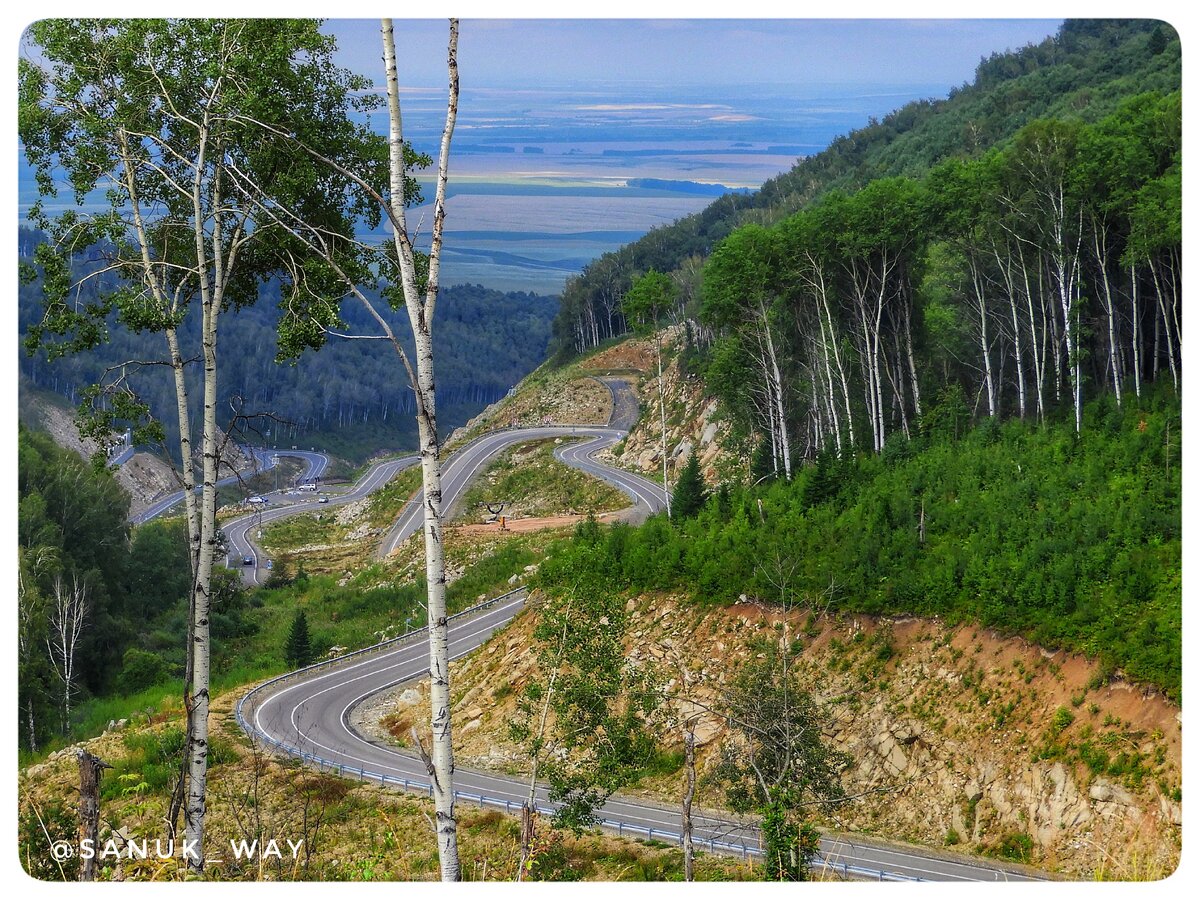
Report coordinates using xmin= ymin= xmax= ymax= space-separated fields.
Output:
xmin=129 ymin=448 xmax=328 ymax=525
xmin=224 ymin=454 xmax=418 ymax=586
xmin=376 ymin=423 xmax=668 ymax=558
xmin=240 ymin=594 xmax=1049 ymax=882
xmin=377 ymin=377 xmax=666 ymax=557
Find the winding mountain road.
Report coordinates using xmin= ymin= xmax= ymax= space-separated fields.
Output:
xmin=233 ymin=377 xmax=1048 ymax=881
xmin=129 ymin=448 xmax=329 ymax=525
xmin=376 ymin=421 xmax=667 ymax=558
xmin=238 ymin=592 xmax=1047 ymax=882
xmin=224 ymin=453 xmax=419 ymax=586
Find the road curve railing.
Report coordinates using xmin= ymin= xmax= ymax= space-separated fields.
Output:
xmin=235 ymin=585 xmax=924 ymax=882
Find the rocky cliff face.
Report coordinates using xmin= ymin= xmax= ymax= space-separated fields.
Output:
xmin=368 ymin=592 xmax=1180 ymax=880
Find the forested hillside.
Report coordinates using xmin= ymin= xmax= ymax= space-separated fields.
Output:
xmin=542 ymin=392 xmax=1181 ymax=699
xmin=18 ymin=239 xmax=558 ymax=460
xmin=552 ymin=19 xmax=1180 ymax=356
xmin=17 ymin=427 xmax=239 ymax=753
xmin=532 ymin=17 xmax=1182 ymax=701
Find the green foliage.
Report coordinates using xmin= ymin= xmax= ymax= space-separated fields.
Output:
xmin=671 ymin=453 xmax=708 ymax=520
xmin=18 ymin=425 xmax=134 ymax=747
xmin=1051 ymin=707 xmax=1076 ymax=734
xmin=995 ymin=831 xmax=1034 ymax=863
xmin=760 ymin=802 xmax=822 ymax=881
xmin=284 ymin=610 xmax=314 ymax=669
xmin=514 ymin=546 xmax=660 ymax=833
xmin=621 ymin=269 xmax=677 ymax=330
xmin=537 ymin=394 xmax=1181 ymax=698
xmin=552 ymin=19 xmax=1180 ymax=359
xmin=115 ymin=648 xmax=173 ymax=695
xmin=19 ymin=801 xmax=80 ymax=881
xmin=711 ymin=642 xmax=847 ymax=881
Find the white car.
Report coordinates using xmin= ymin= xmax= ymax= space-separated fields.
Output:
xmin=247 ymin=496 xmax=267 ymax=505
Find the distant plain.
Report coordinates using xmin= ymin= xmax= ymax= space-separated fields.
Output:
xmin=17 ymin=81 xmax=952 ymax=294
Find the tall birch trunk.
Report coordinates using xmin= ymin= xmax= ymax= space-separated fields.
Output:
xmin=761 ymin=312 xmax=792 ymax=480
xmin=1148 ymin=257 xmax=1178 ymax=391
xmin=1129 ymin=264 xmax=1142 ymax=398
xmin=655 ymin=329 xmax=672 ymax=516
xmin=185 ymin=288 xmax=219 ymax=873
xmin=969 ymin=261 xmax=996 ymax=417
xmin=682 ymin=723 xmax=696 ymax=882
xmin=382 ymin=19 xmax=461 ymax=880
xmin=1090 ymin=224 xmax=1122 ymax=404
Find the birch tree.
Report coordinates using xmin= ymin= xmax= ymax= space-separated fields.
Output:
xmin=20 ymin=18 xmax=373 ymax=870
xmin=511 ymin=538 xmax=659 ymax=878
xmin=703 ymin=226 xmax=794 ymax=479
xmin=46 ymin=572 xmax=88 ymax=735
xmin=1002 ymin=121 xmax=1087 ymax=432
xmin=259 ymin=19 xmax=464 ymax=879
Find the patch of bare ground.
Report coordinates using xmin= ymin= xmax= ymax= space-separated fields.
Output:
xmin=367 ymin=592 xmax=1180 ymax=880
xmin=453 ymin=512 xmax=624 ymax=536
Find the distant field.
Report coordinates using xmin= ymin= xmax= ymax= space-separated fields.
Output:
xmin=19 ymin=80 xmax=953 ymax=294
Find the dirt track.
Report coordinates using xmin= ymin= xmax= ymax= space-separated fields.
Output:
xmin=451 ymin=510 xmax=626 ymax=535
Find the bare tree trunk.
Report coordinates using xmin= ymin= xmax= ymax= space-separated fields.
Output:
xmin=655 ymin=329 xmax=673 ymax=516
xmin=1090 ymin=225 xmax=1122 ymax=405
xmin=77 ymin=750 xmax=109 ymax=882
xmin=682 ymin=722 xmax=697 ymax=882
xmin=185 ymin=293 xmax=219 ymax=873
xmin=758 ymin=303 xmax=791 ymax=479
xmin=969 ymin=262 xmax=996 ymax=417
xmin=1149 ymin=258 xmax=1178 ymax=392
xmin=47 ymin=573 xmax=87 ymax=735
xmin=903 ymin=301 xmax=922 ymax=420
xmin=810 ymin=260 xmax=855 ymax=451
xmin=382 ymin=18 xmax=461 ymax=880
xmin=165 ymin=325 xmax=197 ymax=844
xmin=27 ymin=699 xmax=38 ymax=754
xmin=1019 ymin=254 xmax=1046 ymax=422
xmin=1129 ymin=264 xmax=1142 ymax=398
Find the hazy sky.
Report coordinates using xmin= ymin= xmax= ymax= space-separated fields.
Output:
xmin=325 ymin=18 xmax=1064 ymax=89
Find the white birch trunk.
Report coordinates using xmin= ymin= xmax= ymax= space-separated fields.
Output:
xmin=969 ymin=261 xmax=996 ymax=417
xmin=762 ymin=312 xmax=792 ymax=480
xmin=655 ymin=329 xmax=673 ymax=516
xmin=1090 ymin=224 xmax=1122 ymax=403
xmin=382 ymin=19 xmax=461 ymax=880
xmin=1129 ymin=264 xmax=1142 ymax=398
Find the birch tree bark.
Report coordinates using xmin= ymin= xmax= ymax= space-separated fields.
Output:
xmin=381 ymin=18 xmax=462 ymax=880
xmin=46 ymin=572 xmax=87 ymax=735
xmin=21 ymin=20 xmax=381 ymax=871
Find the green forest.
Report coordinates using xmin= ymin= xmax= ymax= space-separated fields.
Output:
xmin=17 ymin=426 xmax=258 ymax=754
xmin=542 ymin=391 xmax=1181 ymax=698
xmin=552 ymin=19 xmax=1180 ymax=367
xmin=18 ymin=255 xmax=559 ymax=461
xmin=537 ymin=19 xmax=1183 ymax=699
xmin=15 ymin=16 xmax=1182 ymax=747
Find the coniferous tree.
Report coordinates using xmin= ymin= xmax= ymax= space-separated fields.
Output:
xmin=284 ymin=610 xmax=313 ymax=669
xmin=672 ymin=453 xmax=708 ymax=519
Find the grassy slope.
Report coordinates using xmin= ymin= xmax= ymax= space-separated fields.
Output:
xmin=18 ymin=690 xmax=755 ymax=882
xmin=452 ymin=438 xmax=627 ymax=523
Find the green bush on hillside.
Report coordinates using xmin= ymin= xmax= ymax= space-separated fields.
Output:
xmin=537 ymin=394 xmax=1181 ymax=699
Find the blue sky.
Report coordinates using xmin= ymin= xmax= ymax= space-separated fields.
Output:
xmin=325 ymin=18 xmax=1064 ymax=89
